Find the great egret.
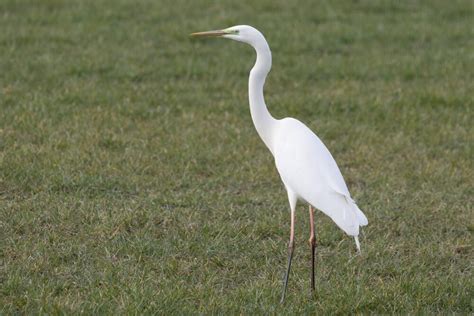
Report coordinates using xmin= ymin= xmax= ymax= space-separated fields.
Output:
xmin=191 ymin=25 xmax=368 ymax=303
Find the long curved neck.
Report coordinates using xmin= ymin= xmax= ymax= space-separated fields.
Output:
xmin=249 ymin=39 xmax=276 ymax=153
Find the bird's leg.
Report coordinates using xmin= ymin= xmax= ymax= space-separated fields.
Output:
xmin=309 ymin=205 xmax=317 ymax=292
xmin=280 ymin=208 xmax=295 ymax=304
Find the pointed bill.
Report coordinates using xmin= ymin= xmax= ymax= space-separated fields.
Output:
xmin=190 ymin=30 xmax=227 ymax=38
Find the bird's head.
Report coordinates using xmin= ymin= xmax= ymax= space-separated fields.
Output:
xmin=191 ymin=25 xmax=265 ymax=47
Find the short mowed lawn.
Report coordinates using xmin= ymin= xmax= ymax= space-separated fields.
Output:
xmin=1 ymin=0 xmax=472 ymax=313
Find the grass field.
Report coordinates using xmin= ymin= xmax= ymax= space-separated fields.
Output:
xmin=1 ymin=0 xmax=473 ymax=313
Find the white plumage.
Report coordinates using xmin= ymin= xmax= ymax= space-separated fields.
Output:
xmin=274 ymin=117 xmax=368 ymax=236
xmin=191 ymin=25 xmax=368 ymax=303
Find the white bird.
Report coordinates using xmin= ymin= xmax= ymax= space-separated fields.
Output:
xmin=191 ymin=25 xmax=368 ymax=302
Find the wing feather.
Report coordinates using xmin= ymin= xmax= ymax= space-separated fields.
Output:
xmin=273 ymin=118 xmax=367 ymax=235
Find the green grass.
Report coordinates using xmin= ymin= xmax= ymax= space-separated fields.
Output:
xmin=1 ymin=0 xmax=473 ymax=313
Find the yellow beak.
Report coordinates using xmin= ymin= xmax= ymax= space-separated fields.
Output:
xmin=190 ymin=30 xmax=227 ymax=38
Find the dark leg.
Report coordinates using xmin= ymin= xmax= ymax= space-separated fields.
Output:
xmin=309 ymin=205 xmax=316 ymax=292
xmin=280 ymin=208 xmax=295 ymax=304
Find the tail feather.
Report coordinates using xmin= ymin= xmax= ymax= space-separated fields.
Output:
xmin=354 ymin=204 xmax=368 ymax=226
xmin=312 ymin=193 xmax=359 ymax=236
xmin=308 ymin=192 xmax=368 ymax=237
xmin=344 ymin=196 xmax=368 ymax=226
xmin=354 ymin=236 xmax=361 ymax=253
